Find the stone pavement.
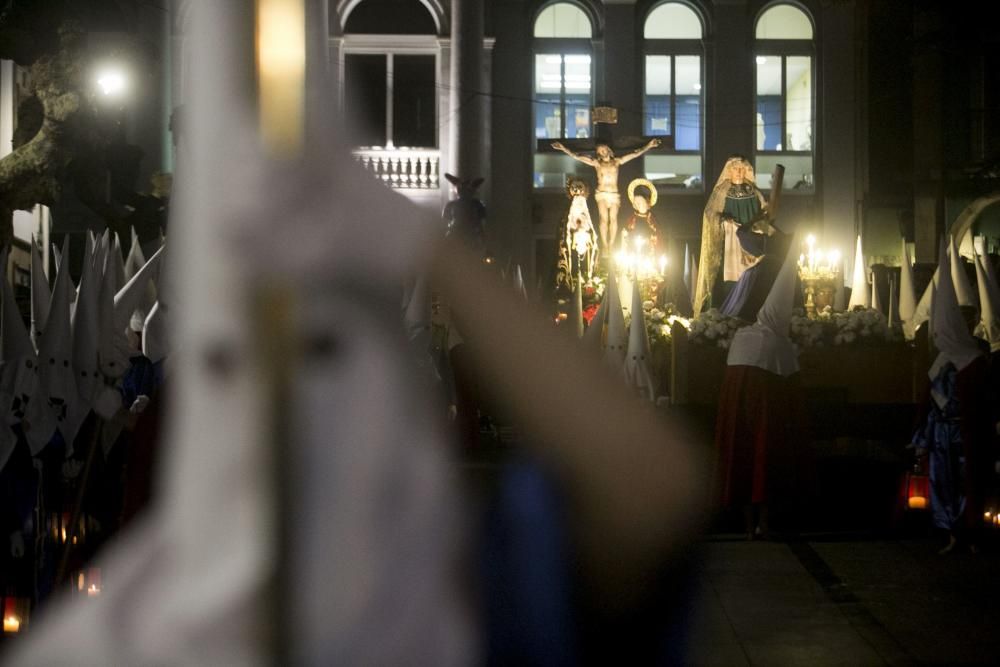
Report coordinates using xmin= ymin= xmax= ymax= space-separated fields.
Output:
xmin=684 ymin=537 xmax=1000 ymax=666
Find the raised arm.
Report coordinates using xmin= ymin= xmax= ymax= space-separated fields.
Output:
xmin=552 ymin=141 xmax=597 ymax=167
xmin=617 ymin=138 xmax=662 ymax=165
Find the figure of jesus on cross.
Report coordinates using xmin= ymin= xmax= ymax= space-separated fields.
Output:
xmin=551 ymin=137 xmax=662 ymax=250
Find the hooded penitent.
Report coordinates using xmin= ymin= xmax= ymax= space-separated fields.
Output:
xmin=623 ymin=280 xmax=655 ymax=401
xmin=603 ymin=269 xmax=627 ymax=370
xmin=114 ymin=245 xmax=165 ymax=341
xmin=34 ymin=236 xmax=83 ymax=454
xmin=948 ymin=234 xmax=975 ymax=308
xmin=7 ymin=5 xmax=471 ymax=664
xmin=726 ymin=234 xmax=800 ymax=377
xmin=928 ymin=240 xmax=983 ymax=381
xmin=0 ymin=247 xmax=39 ymax=471
xmin=847 ymin=235 xmax=870 ymax=310
xmin=72 ymin=231 xmax=103 ymax=408
xmin=973 ymin=248 xmax=1000 ymax=352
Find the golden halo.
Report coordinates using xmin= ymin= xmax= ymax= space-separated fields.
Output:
xmin=627 ymin=178 xmax=657 ymax=209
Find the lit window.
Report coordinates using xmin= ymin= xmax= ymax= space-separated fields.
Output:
xmin=643 ymin=3 xmax=704 ymax=191
xmin=533 ymin=3 xmax=595 ymax=189
xmin=534 ymin=3 xmax=593 ymax=38
xmin=754 ymin=4 xmax=814 ymax=191
xmin=644 ymin=3 xmax=703 ymax=39
xmin=755 ymin=4 xmax=813 ymax=39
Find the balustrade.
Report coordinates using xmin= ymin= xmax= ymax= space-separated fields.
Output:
xmin=351 ymin=148 xmax=440 ymax=190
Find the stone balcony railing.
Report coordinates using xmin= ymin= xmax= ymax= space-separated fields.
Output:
xmin=351 ymin=147 xmax=440 ymax=190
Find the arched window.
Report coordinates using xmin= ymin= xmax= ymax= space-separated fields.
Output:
xmin=340 ymin=0 xmax=439 ymax=151
xmin=642 ymin=2 xmax=704 ymax=191
xmin=754 ymin=3 xmax=814 ymax=191
xmin=533 ymin=2 xmax=595 ymax=189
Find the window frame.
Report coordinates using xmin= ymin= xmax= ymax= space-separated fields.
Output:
xmin=753 ymin=6 xmax=816 ymax=193
xmin=641 ymin=2 xmax=705 ymax=193
xmin=340 ymin=34 xmax=441 ymax=149
xmin=532 ymin=39 xmax=594 ymax=143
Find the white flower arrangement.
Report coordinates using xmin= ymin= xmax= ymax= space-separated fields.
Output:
xmin=688 ymin=309 xmax=747 ymax=348
xmin=642 ymin=302 xmax=691 ymax=346
xmin=829 ymin=308 xmax=901 ymax=346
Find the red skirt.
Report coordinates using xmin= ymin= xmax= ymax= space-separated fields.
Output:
xmin=713 ymin=365 xmax=804 ymax=508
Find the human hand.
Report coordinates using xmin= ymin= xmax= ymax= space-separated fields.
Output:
xmin=649 ymin=138 xmax=662 ymax=148
xmin=551 ymin=141 xmax=565 ymax=152
xmin=130 ymin=395 xmax=151 ymax=415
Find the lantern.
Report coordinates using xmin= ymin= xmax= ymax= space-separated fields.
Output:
xmin=904 ymin=464 xmax=929 ymax=510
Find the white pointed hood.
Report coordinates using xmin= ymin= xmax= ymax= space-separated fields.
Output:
xmin=142 ymin=301 xmax=168 ymax=364
xmin=98 ymin=246 xmax=132 ymax=379
xmin=72 ymin=231 xmax=102 ymax=406
xmin=929 ymin=240 xmax=983 ymax=379
xmin=124 ymin=227 xmax=147 ymax=280
xmin=974 ymin=249 xmax=1000 ymax=352
xmin=114 ymin=245 xmax=165 ymax=336
xmin=35 ymin=236 xmax=83 ymax=451
xmin=904 ymin=267 xmax=938 ymax=341
xmin=0 ymin=247 xmax=39 ymax=470
xmin=898 ymin=238 xmax=916 ymax=323
xmin=30 ymin=237 xmax=50 ymax=348
xmin=847 ymin=235 xmax=870 ymax=310
xmin=623 ymin=280 xmax=655 ymax=401
xmin=948 ymin=234 xmax=975 ymax=307
xmin=603 ymin=270 xmax=627 ymax=369
xmin=727 ymin=234 xmax=800 ymax=377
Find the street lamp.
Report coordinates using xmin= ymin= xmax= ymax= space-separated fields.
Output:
xmin=96 ymin=67 xmax=127 ymax=97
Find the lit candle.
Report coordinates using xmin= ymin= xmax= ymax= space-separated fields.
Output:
xmin=658 ymin=255 xmax=668 ymax=276
xmin=908 ymin=496 xmax=927 ymax=510
xmin=3 ymin=616 xmax=19 ymax=633
xmin=87 ymin=585 xmax=100 ymax=598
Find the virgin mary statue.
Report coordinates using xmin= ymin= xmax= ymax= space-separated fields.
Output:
xmin=693 ymin=156 xmax=768 ymax=316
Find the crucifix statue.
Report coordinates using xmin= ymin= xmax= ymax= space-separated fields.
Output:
xmin=547 ymin=105 xmax=670 ymax=252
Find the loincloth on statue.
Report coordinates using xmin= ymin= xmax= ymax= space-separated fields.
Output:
xmin=594 ymin=190 xmax=621 ymax=207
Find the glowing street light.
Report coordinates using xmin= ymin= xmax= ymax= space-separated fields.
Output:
xmin=96 ymin=68 xmax=127 ymax=97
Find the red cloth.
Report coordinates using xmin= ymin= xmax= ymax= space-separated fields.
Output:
xmin=714 ymin=365 xmax=804 ymax=508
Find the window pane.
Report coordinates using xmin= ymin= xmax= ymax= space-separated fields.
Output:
xmin=675 ymin=55 xmax=701 ymax=150
xmin=644 ymin=55 xmax=671 ymax=136
xmin=644 ymin=3 xmax=702 ymax=39
xmin=534 ymin=153 xmax=592 ymax=189
xmin=564 ymin=54 xmax=591 ymax=138
xmin=755 ymin=4 xmax=813 ymax=39
xmin=644 ymin=154 xmax=703 ymax=190
xmin=755 ymin=55 xmax=781 ymax=150
xmin=534 ymin=3 xmax=592 ymax=38
xmin=755 ymin=154 xmax=813 ymax=192
xmin=393 ymin=55 xmax=436 ymax=147
xmin=785 ymin=56 xmax=811 ymax=151
xmin=344 ymin=54 xmax=387 ymax=147
xmin=535 ymin=54 xmax=562 ymax=139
